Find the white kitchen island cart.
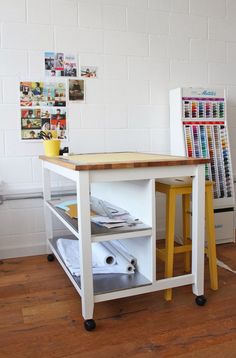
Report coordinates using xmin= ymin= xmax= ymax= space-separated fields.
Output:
xmin=40 ymin=152 xmax=209 ymax=331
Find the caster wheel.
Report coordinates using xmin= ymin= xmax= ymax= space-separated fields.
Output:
xmin=195 ymin=295 xmax=207 ymax=306
xmin=47 ymin=254 xmax=55 ymax=262
xmin=84 ymin=319 xmax=96 ymax=331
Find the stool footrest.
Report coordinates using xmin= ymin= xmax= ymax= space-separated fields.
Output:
xmin=157 ymin=244 xmax=192 ymax=261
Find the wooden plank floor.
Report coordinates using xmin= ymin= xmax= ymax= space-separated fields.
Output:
xmin=1 ymin=243 xmax=236 ymax=358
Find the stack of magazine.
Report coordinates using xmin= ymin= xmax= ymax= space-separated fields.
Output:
xmin=55 ymin=196 xmax=142 ymax=229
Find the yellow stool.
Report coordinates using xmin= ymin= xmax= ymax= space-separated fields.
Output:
xmin=156 ymin=178 xmax=218 ymax=301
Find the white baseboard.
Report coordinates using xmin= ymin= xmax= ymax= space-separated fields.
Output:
xmin=0 ymin=244 xmax=47 ymax=260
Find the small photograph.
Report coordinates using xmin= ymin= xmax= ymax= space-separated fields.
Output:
xmin=81 ymin=66 xmax=97 ymax=78
xmin=44 ymin=130 xmax=58 ymax=139
xmin=69 ymin=79 xmax=84 ymax=101
xmin=21 ymin=129 xmax=41 ymax=140
xmin=43 ymin=83 xmax=55 ymax=106
xmin=31 ymin=82 xmax=43 ymax=96
xmin=31 ymin=82 xmax=44 ymax=106
xmin=41 ymin=118 xmax=51 ymax=131
xmin=64 ymin=54 xmax=77 ymax=77
xmin=57 ymin=129 xmax=67 ymax=139
xmin=41 ymin=108 xmax=52 ymax=119
xmin=51 ymin=108 xmax=66 ymax=130
xmin=54 ymin=82 xmax=66 ymax=106
xmin=45 ymin=52 xmax=55 ymax=75
xmin=20 ymin=82 xmax=33 ymax=106
xmin=21 ymin=109 xmax=41 ymax=129
xmin=55 ymin=53 xmax=64 ymax=70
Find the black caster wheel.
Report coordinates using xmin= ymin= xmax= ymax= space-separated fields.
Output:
xmin=195 ymin=295 xmax=207 ymax=306
xmin=84 ymin=319 xmax=96 ymax=331
xmin=47 ymin=254 xmax=55 ymax=262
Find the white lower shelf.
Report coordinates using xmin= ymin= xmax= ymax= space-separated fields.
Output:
xmin=49 ymin=237 xmax=152 ymax=296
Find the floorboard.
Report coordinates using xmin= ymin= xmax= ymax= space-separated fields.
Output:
xmin=1 ymin=242 xmax=236 ymax=357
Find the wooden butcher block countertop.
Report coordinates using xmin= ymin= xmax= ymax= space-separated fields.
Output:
xmin=39 ymin=152 xmax=209 ymax=171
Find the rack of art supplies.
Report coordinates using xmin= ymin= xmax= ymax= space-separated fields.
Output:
xmin=170 ymin=87 xmax=235 ymax=244
xmin=40 ymin=152 xmax=208 ymax=331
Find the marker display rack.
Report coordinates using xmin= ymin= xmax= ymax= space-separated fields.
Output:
xmin=170 ymin=87 xmax=235 ymax=244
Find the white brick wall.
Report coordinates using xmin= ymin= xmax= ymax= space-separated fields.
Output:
xmin=0 ymin=50 xmax=28 ymax=76
xmin=103 ymin=6 xmax=127 ymax=31
xmin=190 ymin=0 xmax=226 ymax=18
xmin=1 ymin=0 xmax=236 ymax=258
xmin=27 ymin=0 xmax=51 ymax=24
xmin=2 ymin=23 xmax=54 ymax=50
xmin=0 ymin=0 xmax=26 ymax=22
xmin=78 ymin=1 xmax=102 ymax=29
xmin=51 ymin=0 xmax=78 ymax=26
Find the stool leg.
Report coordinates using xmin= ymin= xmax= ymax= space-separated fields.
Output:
xmin=164 ymin=189 xmax=176 ymax=301
xmin=182 ymin=194 xmax=191 ymax=273
xmin=205 ymin=187 xmax=218 ymax=290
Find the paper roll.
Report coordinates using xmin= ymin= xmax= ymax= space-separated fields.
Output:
xmin=57 ymin=238 xmax=135 ymax=276
xmin=92 ymin=242 xmax=116 ymax=266
xmin=102 ymin=241 xmax=135 ymax=274
xmin=110 ymin=240 xmax=137 ymax=267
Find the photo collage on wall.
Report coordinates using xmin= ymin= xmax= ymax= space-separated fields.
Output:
xmin=20 ymin=82 xmax=67 ymax=140
xmin=45 ymin=52 xmax=77 ymax=77
xmin=19 ymin=52 xmax=99 ymax=140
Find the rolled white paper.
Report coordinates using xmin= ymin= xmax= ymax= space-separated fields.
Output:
xmin=57 ymin=238 xmax=135 ymax=276
xmin=92 ymin=242 xmax=116 ymax=266
xmin=102 ymin=241 xmax=135 ymax=274
xmin=110 ymin=240 xmax=137 ymax=267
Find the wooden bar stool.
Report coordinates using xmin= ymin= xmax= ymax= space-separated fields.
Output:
xmin=156 ymin=178 xmax=218 ymax=301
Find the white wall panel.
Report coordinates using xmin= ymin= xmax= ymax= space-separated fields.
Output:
xmin=2 ymin=23 xmax=54 ymax=50
xmin=103 ymin=6 xmax=126 ymax=31
xmin=170 ymin=14 xmax=208 ymax=39
xmin=51 ymin=0 xmax=78 ymax=26
xmin=0 ymin=0 xmax=26 ymax=22
xmin=105 ymin=129 xmax=150 ymax=152
xmin=147 ymin=11 xmax=170 ymax=35
xmin=0 ymin=131 xmax=5 ymax=156
xmin=0 ymin=106 xmax=19 ymax=130
xmin=148 ymin=0 xmax=171 ymax=12
xmin=79 ymin=1 xmax=102 ymax=28
xmin=0 ymin=50 xmax=28 ymax=76
xmin=104 ymin=54 xmax=127 ymax=79
xmin=104 ymin=31 xmax=148 ymax=56
xmin=0 ymin=157 xmax=32 ymax=184
xmin=28 ymin=0 xmax=51 ymax=24
xmin=190 ymin=0 xmax=226 ymax=18
xmin=55 ymin=27 xmax=103 ymax=53
xmin=127 ymin=9 xmax=147 ymax=33
xmin=171 ymin=0 xmax=189 ymax=14
xmin=105 ymin=104 xmax=128 ymax=128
